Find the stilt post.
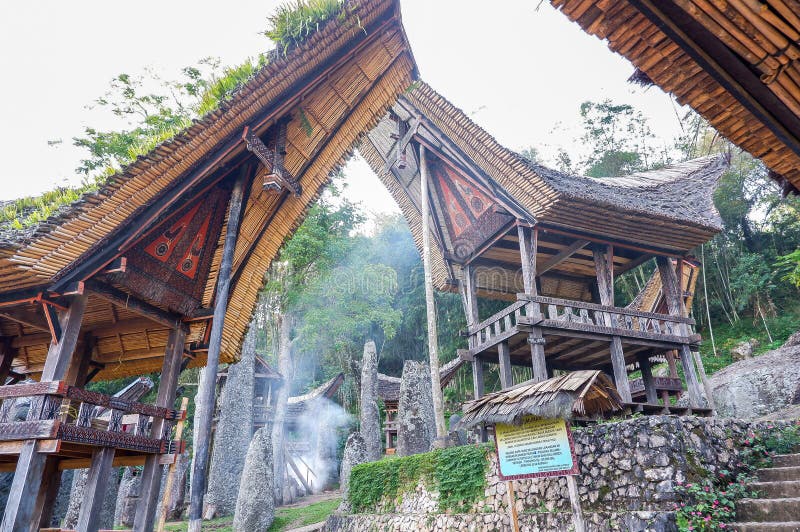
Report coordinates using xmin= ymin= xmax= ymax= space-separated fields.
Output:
xmin=637 ymin=354 xmax=659 ymax=404
xmin=518 ymin=225 xmax=547 ymax=381
xmin=1 ymin=293 xmax=87 ymax=532
xmin=187 ymin=170 xmax=248 ymax=531
xmin=419 ymin=144 xmax=448 ymax=443
xmin=593 ymin=245 xmax=632 ymax=403
xmin=134 ymin=327 xmax=187 ymax=532
xmin=657 ymin=256 xmax=703 ymax=407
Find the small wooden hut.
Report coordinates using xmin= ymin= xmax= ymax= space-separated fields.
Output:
xmin=0 ymin=1 xmax=417 ymax=529
xmin=361 ymin=82 xmax=726 ymax=431
xmin=549 ymin=0 xmax=800 ymax=195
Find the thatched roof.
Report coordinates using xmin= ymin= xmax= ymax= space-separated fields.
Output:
xmin=287 ymin=373 xmax=344 ymax=417
xmin=549 ymin=0 xmax=800 ymax=194
xmin=0 ymin=0 xmax=417 ymax=381
xmin=457 ymin=370 xmax=623 ymax=427
xmin=360 ymin=82 xmax=726 ymax=294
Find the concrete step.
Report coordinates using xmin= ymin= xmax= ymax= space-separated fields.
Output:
xmin=753 ymin=481 xmax=800 ymax=499
xmin=759 ymin=467 xmax=800 ymax=482
xmin=774 ymin=454 xmax=800 ymax=468
xmin=737 ymin=498 xmax=800 ymax=522
xmin=731 ymin=522 xmax=800 ymax=531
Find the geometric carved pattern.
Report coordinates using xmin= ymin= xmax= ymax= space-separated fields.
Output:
xmin=144 ymin=203 xmax=201 ymax=263
xmin=137 ymin=414 xmax=151 ymax=437
xmin=0 ymin=398 xmax=15 ymax=423
xmin=77 ymin=403 xmax=93 ymax=428
xmin=58 ymin=423 xmax=168 ymax=454
xmin=108 ymin=409 xmax=123 ymax=432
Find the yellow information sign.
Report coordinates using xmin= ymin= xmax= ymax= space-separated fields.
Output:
xmin=494 ymin=416 xmax=578 ymax=480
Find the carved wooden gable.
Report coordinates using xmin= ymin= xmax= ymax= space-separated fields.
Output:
xmin=427 ymin=152 xmax=513 ymax=260
xmin=106 ymin=187 xmax=230 ymax=314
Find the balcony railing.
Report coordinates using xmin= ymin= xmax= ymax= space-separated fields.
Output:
xmin=0 ymin=381 xmax=185 ymax=455
xmin=467 ymin=294 xmax=697 ymax=354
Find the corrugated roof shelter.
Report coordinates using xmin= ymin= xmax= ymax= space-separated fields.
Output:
xmin=549 ymin=0 xmax=800 ymax=195
xmin=0 ymin=1 xmax=417 ymax=529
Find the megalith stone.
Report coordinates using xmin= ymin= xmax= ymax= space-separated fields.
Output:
xmin=448 ymin=413 xmax=468 ymax=446
xmin=233 ymin=426 xmax=274 ymax=532
xmin=63 ymin=467 xmax=120 ymax=529
xmin=396 ymin=360 xmax=436 ymax=457
xmin=339 ymin=432 xmax=367 ymax=491
xmin=114 ymin=467 xmax=141 ymax=527
xmin=205 ymin=327 xmax=257 ymax=517
xmin=359 ymin=340 xmax=381 ymax=462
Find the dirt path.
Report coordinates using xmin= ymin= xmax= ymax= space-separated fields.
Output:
xmin=277 ymin=490 xmax=341 ymax=510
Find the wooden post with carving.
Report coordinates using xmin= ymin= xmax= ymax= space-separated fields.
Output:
xmin=157 ymin=396 xmax=189 ymax=532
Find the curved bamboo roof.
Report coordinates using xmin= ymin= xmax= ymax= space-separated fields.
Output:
xmin=0 ymin=0 xmax=417 ymax=381
xmin=360 ymin=82 xmax=727 ymax=292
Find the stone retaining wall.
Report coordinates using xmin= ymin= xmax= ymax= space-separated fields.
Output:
xmin=327 ymin=416 xmax=786 ymax=531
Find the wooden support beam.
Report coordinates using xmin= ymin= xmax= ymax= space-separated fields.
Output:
xmin=188 ymin=170 xmax=247 ymax=532
xmin=85 ymin=281 xmax=186 ymax=332
xmin=0 ymin=310 xmax=49 ymax=333
xmin=637 ymin=354 xmax=659 ymax=404
xmin=657 ymin=257 xmax=703 ymax=407
xmin=539 ymin=239 xmax=590 ymax=275
xmin=77 ymin=446 xmax=116 ymax=532
xmin=133 ymin=327 xmax=186 ymax=532
xmin=99 ymin=257 xmax=127 ymax=275
xmin=472 ymin=357 xmax=487 ymax=442
xmin=518 ymin=226 xmax=547 ymax=381
xmin=1 ymin=294 xmax=87 ymax=532
xmin=498 ymin=341 xmax=513 ymax=389
xmin=593 ymin=245 xmax=632 ymax=403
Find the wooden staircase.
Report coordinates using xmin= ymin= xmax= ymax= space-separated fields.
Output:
xmin=732 ymin=453 xmax=800 ymax=531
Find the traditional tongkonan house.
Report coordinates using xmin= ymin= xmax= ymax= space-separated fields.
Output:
xmin=548 ymin=0 xmax=800 ymax=196
xmin=0 ymin=1 xmax=416 ymax=530
xmin=360 ymin=83 xmax=727 ymax=429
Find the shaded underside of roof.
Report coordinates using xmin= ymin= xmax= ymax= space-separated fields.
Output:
xmin=287 ymin=373 xmax=345 ymax=417
xmin=1 ymin=0 xmax=418 ymax=381
xmin=549 ymin=0 xmax=800 ymax=193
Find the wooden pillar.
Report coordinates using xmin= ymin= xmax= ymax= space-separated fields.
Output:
xmin=593 ymin=245 xmax=632 ymax=403
xmin=187 ymin=171 xmax=247 ymax=532
xmin=77 ymin=447 xmax=116 ymax=532
xmin=518 ymin=225 xmax=547 ymax=381
xmin=419 ymin=144 xmax=448 ymax=443
xmin=134 ymin=327 xmax=187 ymax=532
xmin=498 ymin=341 xmax=513 ymax=389
xmin=472 ymin=357 xmax=487 ymax=442
xmin=656 ymin=256 xmax=703 ymax=408
xmin=37 ymin=339 xmax=94 ymax=528
xmin=0 ymin=338 xmax=13 ymax=384
xmin=637 ymin=354 xmax=659 ymax=404
xmin=1 ymin=293 xmax=87 ymax=532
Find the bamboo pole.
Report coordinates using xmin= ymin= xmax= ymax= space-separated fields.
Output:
xmin=566 ymin=475 xmax=586 ymax=532
xmin=506 ymin=480 xmax=520 ymax=532
xmin=157 ymin=397 xmax=189 ymax=532
xmin=419 ymin=144 xmax=448 ymax=443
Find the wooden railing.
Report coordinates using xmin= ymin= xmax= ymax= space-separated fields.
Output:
xmin=0 ymin=381 xmax=185 ymax=454
xmin=467 ymin=295 xmax=696 ymax=354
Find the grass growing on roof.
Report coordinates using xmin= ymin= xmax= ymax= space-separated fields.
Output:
xmin=348 ymin=443 xmax=491 ymax=513
xmin=265 ymin=0 xmax=350 ymax=54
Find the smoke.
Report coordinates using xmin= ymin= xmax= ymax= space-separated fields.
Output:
xmin=289 ymin=397 xmax=352 ymax=493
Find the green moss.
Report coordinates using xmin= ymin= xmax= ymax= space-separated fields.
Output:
xmin=349 ymin=443 xmax=492 ymax=514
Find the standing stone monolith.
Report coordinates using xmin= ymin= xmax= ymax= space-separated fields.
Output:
xmin=205 ymin=326 xmax=257 ymax=517
xmin=396 ymin=360 xmax=436 ymax=457
xmin=339 ymin=432 xmax=367 ymax=492
xmin=114 ymin=467 xmax=141 ymax=527
xmin=63 ymin=467 xmax=120 ymax=529
xmin=448 ymin=413 xmax=468 ymax=446
xmin=359 ymin=340 xmax=381 ymax=462
xmin=233 ymin=426 xmax=274 ymax=532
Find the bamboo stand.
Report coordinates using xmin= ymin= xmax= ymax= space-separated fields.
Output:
xmin=506 ymin=480 xmax=520 ymax=532
xmin=156 ymin=397 xmax=189 ymax=532
xmin=566 ymin=475 xmax=586 ymax=532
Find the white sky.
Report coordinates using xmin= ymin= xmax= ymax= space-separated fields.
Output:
xmin=0 ymin=0 xmax=688 ymax=216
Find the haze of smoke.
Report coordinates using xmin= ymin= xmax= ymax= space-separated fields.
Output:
xmin=293 ymin=397 xmax=352 ymax=493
